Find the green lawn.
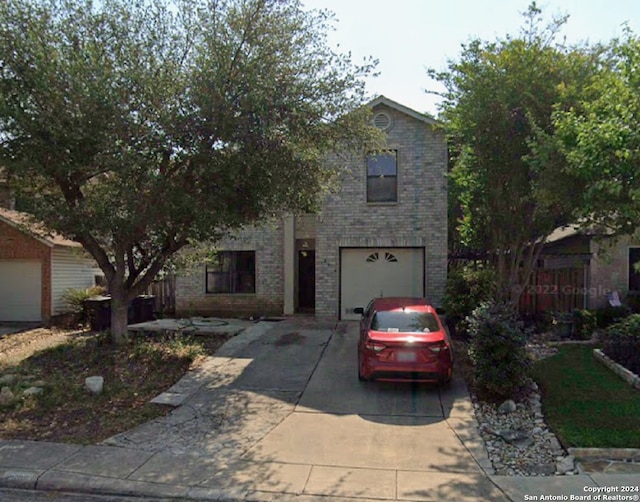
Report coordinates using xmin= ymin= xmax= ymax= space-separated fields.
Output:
xmin=532 ymin=344 xmax=640 ymax=448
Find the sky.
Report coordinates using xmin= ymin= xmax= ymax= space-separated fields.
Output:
xmin=301 ymin=0 xmax=640 ymax=117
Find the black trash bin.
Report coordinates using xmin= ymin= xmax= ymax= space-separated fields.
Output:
xmin=84 ymin=295 xmax=111 ymax=331
xmin=131 ymin=295 xmax=156 ymax=323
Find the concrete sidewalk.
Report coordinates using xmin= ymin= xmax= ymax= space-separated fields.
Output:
xmin=0 ymin=319 xmax=637 ymax=501
xmin=0 ymin=439 xmax=636 ymax=501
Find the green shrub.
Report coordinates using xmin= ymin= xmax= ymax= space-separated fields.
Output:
xmin=62 ymin=286 xmax=107 ymax=313
xmin=602 ymin=314 xmax=640 ymax=375
xmin=467 ymin=301 xmax=530 ymax=401
xmin=443 ymin=266 xmax=495 ymax=338
xmin=571 ymin=309 xmax=597 ymax=340
xmin=61 ymin=286 xmax=107 ymax=324
xmin=548 ymin=310 xmax=574 ymax=338
xmin=595 ymin=305 xmax=632 ymax=328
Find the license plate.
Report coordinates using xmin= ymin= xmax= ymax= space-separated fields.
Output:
xmin=396 ymin=351 xmax=417 ymax=362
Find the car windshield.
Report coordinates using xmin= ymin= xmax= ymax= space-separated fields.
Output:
xmin=370 ymin=311 xmax=440 ymax=333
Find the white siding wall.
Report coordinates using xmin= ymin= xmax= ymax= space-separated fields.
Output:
xmin=51 ymin=247 xmax=102 ymax=314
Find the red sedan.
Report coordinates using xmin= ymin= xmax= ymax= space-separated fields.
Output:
xmin=355 ymin=297 xmax=453 ymax=384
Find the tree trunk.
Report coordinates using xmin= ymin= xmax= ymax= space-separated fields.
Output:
xmin=110 ymin=290 xmax=130 ymax=345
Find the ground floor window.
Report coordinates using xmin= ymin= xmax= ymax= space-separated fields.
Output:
xmin=206 ymin=251 xmax=255 ymax=294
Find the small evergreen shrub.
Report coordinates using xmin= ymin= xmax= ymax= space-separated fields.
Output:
xmin=61 ymin=286 xmax=107 ymax=324
xmin=602 ymin=314 xmax=640 ymax=375
xmin=62 ymin=286 xmax=107 ymax=313
xmin=571 ymin=309 xmax=597 ymax=340
xmin=443 ymin=266 xmax=495 ymax=338
xmin=595 ymin=305 xmax=632 ymax=328
xmin=467 ymin=301 xmax=530 ymax=402
xmin=549 ymin=310 xmax=574 ymax=339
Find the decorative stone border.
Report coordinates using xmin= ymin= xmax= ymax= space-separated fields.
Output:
xmin=569 ymin=447 xmax=640 ymax=461
xmin=593 ymin=348 xmax=640 ymax=390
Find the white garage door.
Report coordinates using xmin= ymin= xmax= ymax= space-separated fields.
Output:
xmin=0 ymin=260 xmax=42 ymax=322
xmin=340 ymin=248 xmax=424 ymax=320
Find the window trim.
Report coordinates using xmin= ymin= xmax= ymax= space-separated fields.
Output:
xmin=366 ymin=149 xmax=398 ymax=203
xmin=205 ymin=250 xmax=256 ymax=295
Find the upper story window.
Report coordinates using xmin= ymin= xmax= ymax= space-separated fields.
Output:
xmin=366 ymin=150 xmax=397 ymax=203
xmin=629 ymin=247 xmax=640 ymax=291
xmin=206 ymin=251 xmax=255 ymax=294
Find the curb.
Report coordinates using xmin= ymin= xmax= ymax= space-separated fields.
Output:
xmin=592 ymin=349 xmax=640 ymax=390
xmin=569 ymin=447 xmax=640 ymax=462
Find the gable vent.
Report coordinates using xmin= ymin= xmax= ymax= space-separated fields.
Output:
xmin=373 ymin=112 xmax=392 ymax=131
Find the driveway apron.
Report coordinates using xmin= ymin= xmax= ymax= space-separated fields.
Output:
xmin=249 ymin=323 xmax=481 ymax=473
xmin=101 ymin=318 xmax=504 ymax=501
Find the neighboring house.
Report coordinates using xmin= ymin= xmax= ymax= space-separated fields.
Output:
xmin=176 ymin=96 xmax=448 ymax=320
xmin=0 ymin=207 xmax=103 ymax=323
xmin=520 ymin=224 xmax=640 ymax=314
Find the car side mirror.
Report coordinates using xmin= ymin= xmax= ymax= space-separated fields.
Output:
xmin=435 ymin=307 xmax=446 ymax=315
xmin=353 ymin=307 xmax=364 ymax=315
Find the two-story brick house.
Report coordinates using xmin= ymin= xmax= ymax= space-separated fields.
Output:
xmin=175 ymin=96 xmax=448 ymax=320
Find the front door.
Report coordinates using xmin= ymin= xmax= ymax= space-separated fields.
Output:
xmin=297 ymin=250 xmax=315 ymax=311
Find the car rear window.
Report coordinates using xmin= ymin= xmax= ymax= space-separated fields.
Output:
xmin=370 ymin=311 xmax=440 ymax=333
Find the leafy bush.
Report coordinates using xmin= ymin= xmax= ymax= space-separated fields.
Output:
xmin=62 ymin=286 xmax=107 ymax=313
xmin=602 ymin=314 xmax=640 ymax=375
xmin=571 ymin=309 xmax=597 ymax=340
xmin=61 ymin=286 xmax=107 ymax=325
xmin=595 ymin=305 xmax=632 ymax=328
xmin=548 ymin=310 xmax=574 ymax=338
xmin=467 ymin=301 xmax=530 ymax=401
xmin=443 ymin=266 xmax=495 ymax=338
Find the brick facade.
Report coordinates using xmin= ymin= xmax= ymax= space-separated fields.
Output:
xmin=0 ymin=219 xmax=52 ymax=320
xmin=175 ymin=221 xmax=284 ymax=317
xmin=589 ymin=235 xmax=640 ymax=309
xmin=175 ymin=97 xmax=448 ymax=319
xmin=315 ymin=102 xmax=448 ymax=316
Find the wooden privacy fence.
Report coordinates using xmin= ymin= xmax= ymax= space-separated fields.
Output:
xmin=146 ymin=274 xmax=176 ymax=316
xmin=519 ymin=267 xmax=587 ymax=315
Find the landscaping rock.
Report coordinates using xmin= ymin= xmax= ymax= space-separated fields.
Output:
xmin=474 ymin=384 xmax=570 ymax=477
xmin=85 ymin=376 xmax=104 ymax=394
xmin=494 ymin=429 xmax=535 ymax=448
xmin=0 ymin=374 xmax=18 ymax=385
xmin=556 ymin=455 xmax=575 ymax=474
xmin=528 ymin=463 xmax=556 ymax=476
xmin=0 ymin=386 xmax=15 ymax=405
xmin=23 ymin=386 xmax=43 ymax=396
xmin=498 ymin=399 xmax=517 ymax=414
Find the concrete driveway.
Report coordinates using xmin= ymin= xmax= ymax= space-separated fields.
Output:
xmin=100 ymin=318 xmax=505 ymax=501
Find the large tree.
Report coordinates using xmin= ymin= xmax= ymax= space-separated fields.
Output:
xmin=0 ymin=0 xmax=378 ymax=342
xmin=430 ymin=3 xmax=599 ymax=303
xmin=553 ymin=30 xmax=640 ymax=236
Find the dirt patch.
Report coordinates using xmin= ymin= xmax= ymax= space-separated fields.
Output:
xmin=0 ymin=327 xmax=230 ymax=444
xmin=0 ymin=327 xmax=79 ymax=369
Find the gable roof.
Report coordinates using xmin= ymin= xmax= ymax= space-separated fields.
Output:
xmin=368 ymin=95 xmax=440 ymax=126
xmin=546 ymin=221 xmax=620 ymax=244
xmin=0 ymin=207 xmax=81 ymax=248
xmin=546 ymin=224 xmax=583 ymax=243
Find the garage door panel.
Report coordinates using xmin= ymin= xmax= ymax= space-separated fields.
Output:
xmin=0 ymin=260 xmax=42 ymax=322
xmin=340 ymin=248 xmax=424 ymax=320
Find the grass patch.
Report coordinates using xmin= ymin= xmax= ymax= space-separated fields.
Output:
xmin=532 ymin=344 xmax=640 ymax=448
xmin=0 ymin=331 xmax=229 ymax=444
